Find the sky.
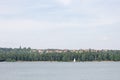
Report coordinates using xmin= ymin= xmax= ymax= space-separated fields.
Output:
xmin=0 ymin=0 xmax=120 ymax=49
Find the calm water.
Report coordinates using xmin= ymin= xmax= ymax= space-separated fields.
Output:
xmin=0 ymin=62 xmax=120 ymax=80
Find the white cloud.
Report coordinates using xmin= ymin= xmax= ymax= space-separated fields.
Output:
xmin=0 ymin=5 xmax=21 ymax=15
xmin=56 ymin=0 xmax=72 ymax=6
xmin=0 ymin=19 xmax=76 ymax=32
xmin=0 ymin=19 xmax=51 ymax=31
xmin=101 ymin=36 xmax=109 ymax=41
xmin=0 ymin=16 xmax=117 ymax=32
xmin=0 ymin=0 xmax=120 ymax=49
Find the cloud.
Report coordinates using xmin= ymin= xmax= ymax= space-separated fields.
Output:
xmin=0 ymin=0 xmax=120 ymax=49
xmin=0 ymin=16 xmax=116 ymax=35
xmin=101 ymin=36 xmax=109 ymax=41
xmin=0 ymin=19 xmax=51 ymax=31
xmin=0 ymin=5 xmax=21 ymax=15
xmin=0 ymin=19 xmax=75 ymax=32
xmin=55 ymin=0 xmax=72 ymax=6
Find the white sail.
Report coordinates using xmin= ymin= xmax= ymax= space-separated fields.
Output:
xmin=73 ymin=58 xmax=76 ymax=62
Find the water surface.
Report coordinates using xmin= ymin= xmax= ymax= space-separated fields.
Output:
xmin=0 ymin=62 xmax=120 ymax=80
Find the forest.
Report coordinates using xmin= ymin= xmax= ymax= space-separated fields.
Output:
xmin=0 ymin=47 xmax=120 ymax=62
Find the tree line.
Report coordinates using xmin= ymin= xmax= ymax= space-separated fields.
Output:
xmin=0 ymin=47 xmax=120 ymax=62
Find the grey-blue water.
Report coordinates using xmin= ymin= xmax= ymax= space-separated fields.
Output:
xmin=0 ymin=62 xmax=120 ymax=80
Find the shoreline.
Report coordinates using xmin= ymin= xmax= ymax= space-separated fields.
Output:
xmin=1 ymin=61 xmax=120 ymax=63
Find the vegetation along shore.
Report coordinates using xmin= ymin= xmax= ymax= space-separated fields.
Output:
xmin=0 ymin=47 xmax=120 ymax=62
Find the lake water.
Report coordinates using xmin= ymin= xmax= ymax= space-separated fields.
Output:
xmin=0 ymin=62 xmax=120 ymax=80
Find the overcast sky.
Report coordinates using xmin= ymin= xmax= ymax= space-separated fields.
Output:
xmin=0 ymin=0 xmax=120 ymax=49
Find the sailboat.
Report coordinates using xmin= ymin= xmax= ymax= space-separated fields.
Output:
xmin=73 ymin=58 xmax=76 ymax=62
